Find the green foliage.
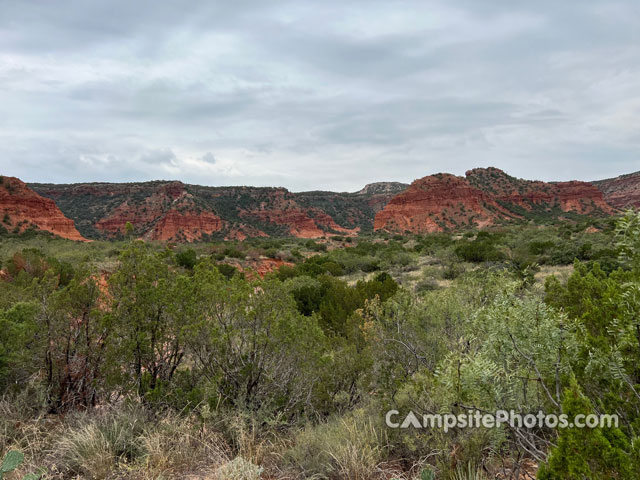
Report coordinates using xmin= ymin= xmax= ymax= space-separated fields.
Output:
xmin=616 ymin=209 xmax=640 ymax=273
xmin=286 ymin=273 xmax=397 ymax=337
xmin=455 ymin=233 xmax=505 ymax=263
xmin=537 ymin=380 xmax=634 ymax=479
xmin=1 ymin=216 xmax=639 ymax=478
xmin=216 ymin=262 xmax=241 ymax=279
xmin=435 ymin=283 xmax=576 ymax=412
xmin=124 ymin=221 xmax=134 ymax=238
xmin=185 ymin=261 xmax=326 ymax=414
xmin=107 ymin=242 xmax=188 ymax=398
xmin=175 ymin=247 xmax=197 ymax=269
xmin=0 ymin=450 xmax=39 ymax=480
xmin=223 ymin=246 xmax=245 ymax=259
xmin=1 ymin=451 xmax=23 ymax=476
xmin=305 ymin=239 xmax=327 ymax=252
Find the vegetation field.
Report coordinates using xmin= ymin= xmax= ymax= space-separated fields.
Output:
xmin=1 ymin=213 xmax=639 ymax=479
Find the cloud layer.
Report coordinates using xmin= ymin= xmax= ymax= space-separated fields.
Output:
xmin=1 ymin=0 xmax=639 ymax=191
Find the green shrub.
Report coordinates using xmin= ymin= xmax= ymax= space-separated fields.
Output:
xmin=537 ymin=380 xmax=635 ymax=479
xmin=455 ymin=236 xmax=504 ymax=263
xmin=216 ymin=263 xmax=241 ymax=280
xmin=305 ymin=240 xmax=327 ymax=252
xmin=223 ymin=247 xmax=245 ymax=259
xmin=216 ymin=456 xmax=263 ymax=480
xmin=322 ymin=261 xmax=345 ymax=276
xmin=416 ymin=278 xmax=440 ymax=293
xmin=176 ymin=248 xmax=197 ymax=269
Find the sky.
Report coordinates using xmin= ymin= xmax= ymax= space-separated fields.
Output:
xmin=0 ymin=0 xmax=639 ymax=192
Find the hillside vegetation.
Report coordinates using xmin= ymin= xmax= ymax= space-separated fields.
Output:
xmin=0 ymin=213 xmax=639 ymax=479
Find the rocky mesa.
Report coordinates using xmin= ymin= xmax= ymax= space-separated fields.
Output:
xmin=375 ymin=168 xmax=613 ymax=234
xmin=0 ymin=176 xmax=86 ymax=241
xmin=593 ymin=170 xmax=640 ymax=209
xmin=6 ymin=166 xmax=631 ymax=242
xmin=30 ymin=181 xmax=382 ymax=241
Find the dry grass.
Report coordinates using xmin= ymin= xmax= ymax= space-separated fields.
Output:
xmin=0 ymin=400 xmax=230 ymax=480
xmin=0 ymin=396 xmax=526 ymax=479
xmin=281 ymin=409 xmax=390 ymax=480
xmin=534 ymin=264 xmax=574 ymax=284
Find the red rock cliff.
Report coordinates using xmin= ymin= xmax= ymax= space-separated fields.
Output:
xmin=593 ymin=171 xmax=640 ymax=209
xmin=0 ymin=176 xmax=86 ymax=241
xmin=374 ymin=174 xmax=506 ymax=233
xmin=375 ymin=168 xmax=613 ymax=233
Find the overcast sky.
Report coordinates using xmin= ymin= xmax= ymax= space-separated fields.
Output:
xmin=0 ymin=0 xmax=639 ymax=191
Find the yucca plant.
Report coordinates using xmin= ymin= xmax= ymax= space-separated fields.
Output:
xmin=420 ymin=468 xmax=436 ymax=480
xmin=453 ymin=463 xmax=488 ymax=480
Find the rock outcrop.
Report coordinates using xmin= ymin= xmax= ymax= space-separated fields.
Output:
xmin=374 ymin=173 xmax=508 ymax=233
xmin=0 ymin=176 xmax=85 ymax=240
xmin=21 ymin=166 xmax=628 ymax=241
xmin=466 ymin=167 xmax=613 ymax=215
xmin=593 ymin=170 xmax=640 ymax=209
xmin=147 ymin=210 xmax=223 ymax=242
xmin=91 ymin=182 xmax=224 ymax=241
xmin=375 ymin=168 xmax=613 ymax=233
xmin=32 ymin=181 xmax=365 ymax=241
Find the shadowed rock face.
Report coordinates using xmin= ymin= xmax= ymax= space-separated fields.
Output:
xmin=593 ymin=171 xmax=640 ymax=209
xmin=0 ymin=176 xmax=86 ymax=241
xmin=374 ymin=168 xmax=613 ymax=234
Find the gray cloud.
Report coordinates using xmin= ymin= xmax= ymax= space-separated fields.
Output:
xmin=0 ymin=0 xmax=639 ymax=192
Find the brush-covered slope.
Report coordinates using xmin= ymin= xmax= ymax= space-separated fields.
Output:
xmin=593 ymin=170 xmax=640 ymax=209
xmin=29 ymin=181 xmax=406 ymax=241
xmin=0 ymin=176 xmax=85 ymax=240
xmin=375 ymin=168 xmax=613 ymax=233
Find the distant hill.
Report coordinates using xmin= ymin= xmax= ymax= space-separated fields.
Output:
xmin=592 ymin=170 xmax=640 ymax=209
xmin=28 ymin=181 xmax=404 ymax=241
xmin=0 ymin=167 xmax=630 ymax=241
xmin=374 ymin=167 xmax=613 ymax=233
xmin=0 ymin=175 xmax=86 ymax=241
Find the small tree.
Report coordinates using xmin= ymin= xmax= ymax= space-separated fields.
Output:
xmin=537 ymin=379 xmax=634 ymax=479
xmin=108 ymin=242 xmax=186 ymax=397
xmin=124 ymin=221 xmax=135 ymax=239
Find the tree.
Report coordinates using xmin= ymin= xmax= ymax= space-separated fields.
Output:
xmin=615 ymin=209 xmax=640 ymax=274
xmin=108 ymin=242 xmax=186 ymax=398
xmin=185 ymin=260 xmax=325 ymax=416
xmin=537 ymin=379 xmax=634 ymax=479
xmin=175 ymin=248 xmax=197 ymax=269
xmin=124 ymin=221 xmax=135 ymax=239
xmin=47 ymin=266 xmax=106 ymax=410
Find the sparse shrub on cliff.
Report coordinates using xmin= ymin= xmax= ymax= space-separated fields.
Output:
xmin=305 ymin=239 xmax=327 ymax=252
